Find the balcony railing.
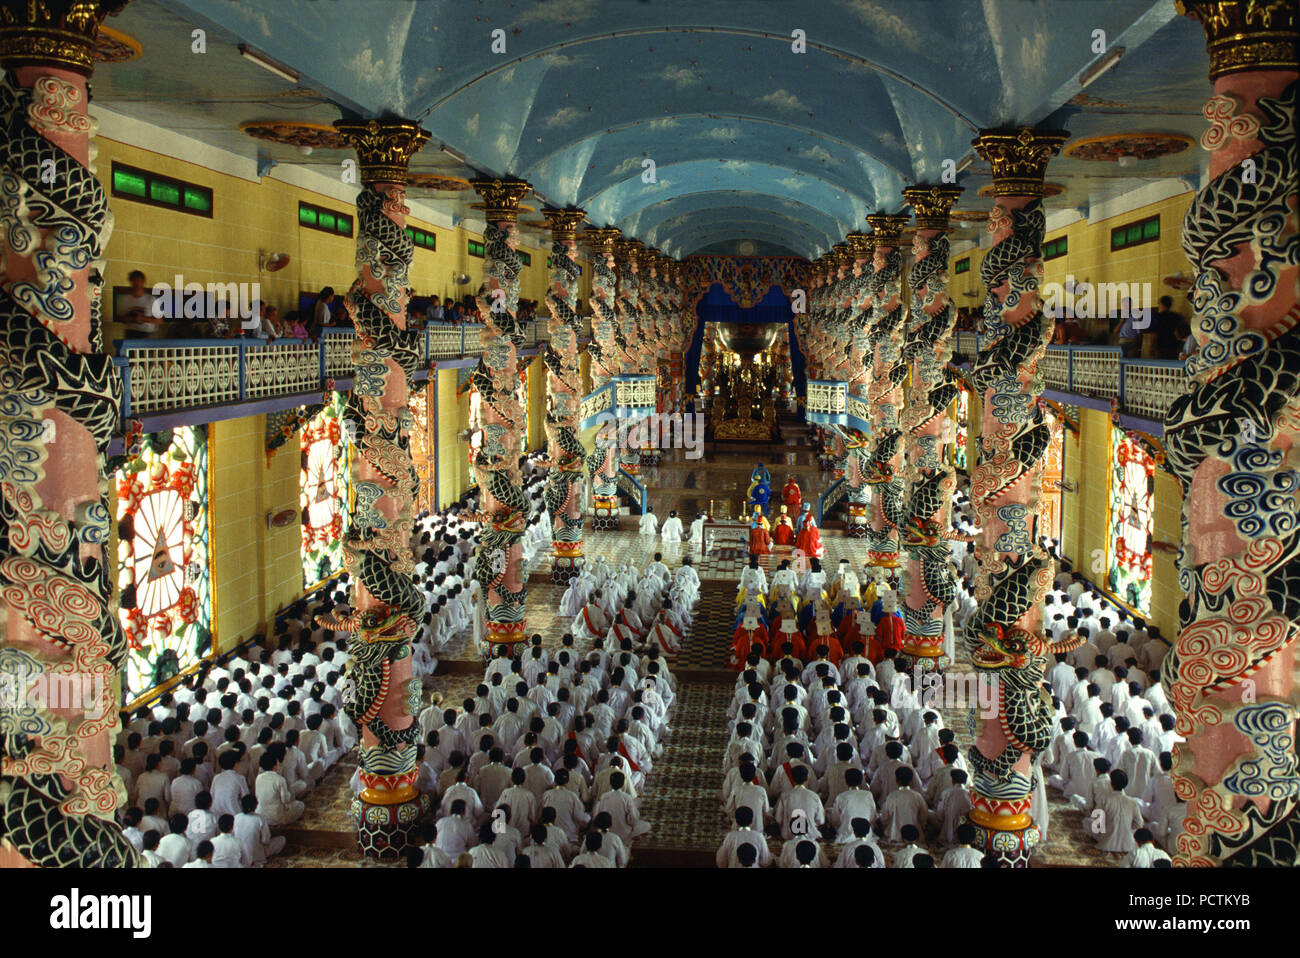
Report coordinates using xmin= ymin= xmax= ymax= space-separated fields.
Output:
xmin=950 ymin=341 xmax=1185 ymax=427
xmin=114 ymin=320 xmax=574 ymax=420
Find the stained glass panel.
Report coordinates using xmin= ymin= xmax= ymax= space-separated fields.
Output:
xmin=301 ymin=391 xmax=352 ymax=588
xmin=116 ymin=426 xmax=211 ymax=698
xmin=1108 ymin=428 xmax=1154 ymax=615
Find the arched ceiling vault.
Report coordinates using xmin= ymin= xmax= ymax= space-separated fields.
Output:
xmin=118 ymin=1 xmax=1205 ymax=258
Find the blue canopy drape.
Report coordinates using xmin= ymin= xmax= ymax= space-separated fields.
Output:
xmin=682 ymin=283 xmax=806 ymax=399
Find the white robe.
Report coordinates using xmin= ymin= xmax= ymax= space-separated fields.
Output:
xmin=638 ymin=513 xmax=658 ymax=536
xmin=660 ymin=517 xmax=683 ymax=543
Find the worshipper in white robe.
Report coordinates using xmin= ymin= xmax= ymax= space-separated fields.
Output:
xmin=571 ymin=832 xmax=616 ymax=868
xmin=717 ymin=807 xmax=771 ymax=868
xmin=940 ymin=825 xmax=985 ymax=868
xmin=736 ymin=561 xmax=768 ymax=606
xmin=591 ymin=771 xmax=651 ymax=843
xmin=688 ymin=513 xmax=706 ymax=551
xmin=234 ymin=793 xmax=284 ymax=866
xmin=660 ymin=510 xmax=683 ymax=546
xmin=254 ymin=752 xmax=305 ymax=826
xmin=934 ymin=770 xmax=974 ymax=845
xmin=878 ymin=767 xmax=927 ymax=842
xmin=774 ymin=836 xmax=824 ymax=868
xmin=890 ymin=826 xmax=925 ymax=868
xmin=558 ymin=573 xmax=590 ymax=617
xmin=1092 ymin=769 xmax=1143 ymax=854
xmin=1122 ymin=828 xmax=1172 ymax=867
xmin=638 ymin=508 xmax=658 ymax=536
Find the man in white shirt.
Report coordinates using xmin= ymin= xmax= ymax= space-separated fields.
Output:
xmin=716 ymin=807 xmax=771 ymax=868
xmin=940 ymin=824 xmax=985 ymax=867
xmin=1122 ymin=828 xmax=1172 ymax=867
xmin=233 ymin=793 xmax=283 ymax=866
xmin=210 ymin=814 xmax=249 ymax=868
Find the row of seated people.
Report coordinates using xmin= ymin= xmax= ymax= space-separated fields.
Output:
xmin=564 ymin=554 xmax=699 ymax=656
xmin=717 ymin=623 xmax=986 ymax=868
xmin=394 ymin=648 xmax=675 ymax=866
xmin=115 ymin=578 xmax=363 ymax=867
xmin=394 ymin=554 xmax=699 ymax=867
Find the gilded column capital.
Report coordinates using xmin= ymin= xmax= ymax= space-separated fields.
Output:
xmin=541 ymin=207 xmax=587 ymax=240
xmin=971 ymin=127 xmax=1069 ymax=197
xmin=0 ymin=0 xmax=131 ymax=74
xmin=1177 ymin=1 xmax=1298 ymax=80
xmin=468 ymin=175 xmax=532 ymax=222
xmin=333 ymin=117 xmax=430 ymax=185
xmin=865 ymin=212 xmax=910 ymax=248
xmin=902 ymin=184 xmax=965 ymax=231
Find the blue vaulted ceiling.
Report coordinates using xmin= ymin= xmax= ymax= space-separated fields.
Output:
xmin=92 ymin=0 xmax=1213 ymax=258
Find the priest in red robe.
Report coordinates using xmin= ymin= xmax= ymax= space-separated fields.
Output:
xmin=781 ymin=476 xmax=802 ymax=513
xmin=748 ymin=508 xmax=772 ymax=557
xmin=874 ymin=588 xmax=906 ymax=658
xmin=794 ymin=512 xmax=823 ymax=558
xmin=731 ymin=613 xmax=770 ymax=670
xmin=772 ymin=505 xmax=795 ymax=547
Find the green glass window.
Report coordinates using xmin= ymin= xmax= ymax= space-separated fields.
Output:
xmin=111 ymin=162 xmax=212 ymax=218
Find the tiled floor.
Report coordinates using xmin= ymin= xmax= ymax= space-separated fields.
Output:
xmin=274 ymin=410 xmax=1115 ymax=868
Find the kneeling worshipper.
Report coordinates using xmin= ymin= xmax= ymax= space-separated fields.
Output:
xmin=803 ymin=607 xmax=843 ymax=665
xmin=871 ymin=588 xmax=906 ymax=661
xmin=736 ymin=557 xmax=768 ymax=607
xmin=573 ymin=593 xmax=611 ymax=645
xmin=748 ymin=507 xmax=772 ymax=557
xmin=674 ymin=557 xmax=701 ymax=606
xmin=794 ymin=510 xmax=823 ymax=558
xmin=559 ymin=566 xmax=594 ymax=616
xmin=732 ymin=610 xmax=770 ymax=670
xmin=688 ymin=512 xmax=706 ymax=551
xmin=645 ymin=609 xmax=683 ymax=657
xmin=773 ymin=505 xmax=795 ymax=547
xmin=660 ymin=510 xmax=684 ymax=546
xmin=639 ymin=507 xmax=659 ymax=536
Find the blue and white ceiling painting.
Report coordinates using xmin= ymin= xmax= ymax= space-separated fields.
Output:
xmin=89 ymin=0 xmax=1214 ymax=258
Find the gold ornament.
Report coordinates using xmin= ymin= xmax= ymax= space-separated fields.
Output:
xmin=469 ymin=176 xmax=532 ymax=223
xmin=1177 ymin=0 xmax=1299 ymax=79
xmin=901 ymin=185 xmax=965 ymax=232
xmin=971 ymin=127 xmax=1069 ymax=198
xmin=333 ymin=118 xmax=431 ymax=185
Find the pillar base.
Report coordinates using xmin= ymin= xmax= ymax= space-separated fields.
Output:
xmin=550 ymin=546 xmax=583 ymax=584
xmin=592 ymin=496 xmax=619 ymax=531
xmin=350 ymin=788 xmax=432 ymax=859
xmin=967 ymin=795 xmax=1039 ymax=867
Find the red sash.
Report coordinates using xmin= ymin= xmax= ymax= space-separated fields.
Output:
xmin=618 ymin=742 xmax=641 ymax=774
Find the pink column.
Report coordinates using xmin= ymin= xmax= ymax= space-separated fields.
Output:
xmin=964 ymin=127 xmax=1069 ymax=866
xmin=1160 ymin=2 xmax=1298 ymax=867
xmin=899 ymin=186 xmax=963 ymax=671
xmin=582 ymin=227 xmax=622 ymax=530
xmin=541 ymin=208 xmax=588 ymax=583
xmin=0 ymin=2 xmax=139 ymax=868
xmin=328 ymin=118 xmax=431 ymax=857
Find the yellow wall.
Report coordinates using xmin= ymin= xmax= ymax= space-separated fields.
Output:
xmin=209 ymin=415 xmax=303 ymax=652
xmin=435 ymin=368 xmax=469 ymax=508
xmin=94 ymin=136 xmax=582 ymax=345
xmin=1040 ymin=192 xmax=1195 ymax=342
xmin=527 ymin=356 xmax=546 ymax=453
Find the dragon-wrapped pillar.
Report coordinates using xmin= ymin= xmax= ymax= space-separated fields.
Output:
xmin=864 ymin=214 xmax=911 ymax=574
xmin=468 ymin=177 xmax=532 ymax=654
xmin=327 ymin=117 xmax=430 ymax=857
xmin=0 ymin=0 xmax=140 ymax=869
xmin=541 ymin=208 xmax=587 ymax=584
xmin=614 ymin=238 xmax=645 ymax=477
xmin=898 ymin=185 xmax=964 ymax=674
xmin=1160 ymin=1 xmax=1299 ymax=867
xmin=842 ymin=232 xmax=876 ymax=538
xmin=963 ymin=127 xmax=1070 ymax=867
xmin=582 ymin=226 xmax=622 ymax=531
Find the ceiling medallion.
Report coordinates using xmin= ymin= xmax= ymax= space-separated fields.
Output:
xmin=94 ymin=24 xmax=140 ymax=63
xmin=239 ymin=120 xmax=347 ymax=150
xmin=977 ymin=182 xmax=1065 ymax=198
xmin=1064 ymin=133 xmax=1194 ymax=162
xmin=407 ymin=173 xmax=472 ymax=191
